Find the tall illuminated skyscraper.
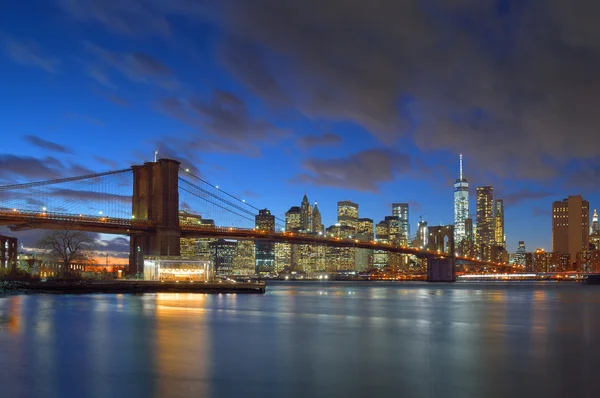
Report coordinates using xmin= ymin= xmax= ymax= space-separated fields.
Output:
xmin=453 ymin=154 xmax=469 ymax=244
xmin=552 ymin=196 xmax=589 ymax=268
xmin=300 ymin=194 xmax=312 ymax=232
xmin=494 ymin=199 xmax=505 ymax=247
xmin=476 ymin=186 xmax=494 ymax=260
xmin=311 ymin=202 xmax=324 ymax=234
xmin=337 ymin=201 xmax=359 ymax=231
xmin=392 ymin=203 xmax=409 ymax=241
xmin=592 ymin=209 xmax=599 ymax=234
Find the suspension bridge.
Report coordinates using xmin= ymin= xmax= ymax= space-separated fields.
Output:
xmin=0 ymin=158 xmax=512 ymax=281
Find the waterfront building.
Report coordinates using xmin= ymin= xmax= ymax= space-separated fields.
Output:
xmin=453 ymin=154 xmax=469 ymax=245
xmin=210 ymin=239 xmax=237 ymax=275
xmin=179 ymin=211 xmax=215 ymax=259
xmin=515 ymin=241 xmax=526 ymax=266
xmin=576 ymin=250 xmax=600 ymax=273
xmin=0 ymin=235 xmax=17 ymax=270
xmin=552 ymin=195 xmax=590 ymax=269
xmin=232 ymin=241 xmax=255 ymax=275
xmin=255 ymin=209 xmax=276 ymax=274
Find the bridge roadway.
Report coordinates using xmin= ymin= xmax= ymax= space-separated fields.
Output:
xmin=0 ymin=208 xmax=509 ymax=268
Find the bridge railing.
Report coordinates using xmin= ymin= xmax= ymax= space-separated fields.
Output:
xmin=0 ymin=208 xmax=153 ymax=228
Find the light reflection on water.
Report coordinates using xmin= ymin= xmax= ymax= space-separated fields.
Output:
xmin=0 ymin=282 xmax=599 ymax=398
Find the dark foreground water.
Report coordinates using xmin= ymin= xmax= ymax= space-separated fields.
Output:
xmin=1 ymin=282 xmax=600 ymax=398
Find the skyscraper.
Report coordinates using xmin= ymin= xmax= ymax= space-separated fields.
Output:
xmin=515 ymin=241 xmax=526 ymax=266
xmin=255 ymin=209 xmax=275 ymax=274
xmin=337 ymin=201 xmax=359 ymax=231
xmin=285 ymin=206 xmax=302 ymax=231
xmin=392 ymin=203 xmax=409 ymax=241
xmin=453 ymin=154 xmax=469 ymax=244
xmin=311 ymin=202 xmax=324 ymax=234
xmin=592 ymin=209 xmax=599 ymax=234
xmin=494 ymin=199 xmax=505 ymax=247
xmin=552 ymin=196 xmax=590 ymax=267
xmin=357 ymin=218 xmax=374 ymax=237
xmin=476 ymin=186 xmax=494 ymax=260
xmin=300 ymin=194 xmax=312 ymax=232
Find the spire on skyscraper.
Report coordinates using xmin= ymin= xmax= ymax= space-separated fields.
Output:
xmin=460 ymin=153 xmax=463 ymax=180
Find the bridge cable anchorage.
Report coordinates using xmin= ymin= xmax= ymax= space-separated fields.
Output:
xmin=179 ymin=167 xmax=286 ymax=225
xmin=178 ymin=185 xmax=256 ymax=224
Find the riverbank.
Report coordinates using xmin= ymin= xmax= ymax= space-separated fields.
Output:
xmin=0 ymin=280 xmax=266 ymax=294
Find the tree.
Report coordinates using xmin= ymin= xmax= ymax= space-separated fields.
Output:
xmin=38 ymin=230 xmax=95 ymax=276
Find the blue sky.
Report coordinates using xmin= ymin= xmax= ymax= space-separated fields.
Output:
xmin=2 ymin=0 xmax=600 ymax=254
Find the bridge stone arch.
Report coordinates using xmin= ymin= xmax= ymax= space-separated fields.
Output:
xmin=426 ymin=225 xmax=456 ymax=282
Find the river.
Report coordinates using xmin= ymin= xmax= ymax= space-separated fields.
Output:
xmin=1 ymin=281 xmax=599 ymax=398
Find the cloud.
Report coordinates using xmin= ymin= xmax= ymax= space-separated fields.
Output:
xmin=206 ymin=0 xmax=600 ymax=181
xmin=85 ymin=42 xmax=178 ymax=89
xmin=2 ymin=36 xmax=58 ymax=72
xmin=292 ymin=149 xmax=410 ymax=192
xmin=297 ymin=133 xmax=343 ymax=150
xmin=23 ymin=135 xmax=73 ymax=154
xmin=156 ymin=90 xmax=288 ymax=156
xmin=0 ymin=154 xmax=95 ymax=182
xmin=502 ymin=188 xmax=555 ymax=206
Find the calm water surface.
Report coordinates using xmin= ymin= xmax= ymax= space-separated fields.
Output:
xmin=1 ymin=281 xmax=600 ymax=398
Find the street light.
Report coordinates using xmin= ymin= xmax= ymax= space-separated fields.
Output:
xmin=42 ymin=207 xmax=47 ymax=211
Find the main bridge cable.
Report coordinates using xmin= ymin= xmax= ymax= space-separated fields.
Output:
xmin=178 ymin=185 xmax=256 ymax=224
xmin=179 ymin=167 xmax=286 ymax=226
xmin=0 ymin=169 xmax=132 ymax=191
xmin=179 ymin=178 xmax=257 ymax=219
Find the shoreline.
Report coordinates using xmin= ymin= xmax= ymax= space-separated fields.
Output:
xmin=0 ymin=280 xmax=266 ymax=295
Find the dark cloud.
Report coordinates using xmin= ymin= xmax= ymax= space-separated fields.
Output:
xmin=211 ymin=0 xmax=600 ymax=181
xmin=23 ymin=135 xmax=73 ymax=154
xmin=292 ymin=149 xmax=410 ymax=192
xmin=130 ymin=52 xmax=171 ymax=76
xmin=297 ymin=133 xmax=343 ymax=150
xmin=501 ymin=188 xmax=555 ymax=206
xmin=57 ymin=1 xmax=600 ymax=183
xmin=96 ymin=236 xmax=130 ymax=256
xmin=0 ymin=154 xmax=95 ymax=183
xmin=156 ymin=90 xmax=288 ymax=156
xmin=48 ymin=188 xmax=131 ymax=205
xmin=2 ymin=36 xmax=58 ymax=72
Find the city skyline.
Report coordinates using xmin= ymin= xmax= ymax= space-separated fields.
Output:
xmin=2 ymin=2 xmax=600 ymax=254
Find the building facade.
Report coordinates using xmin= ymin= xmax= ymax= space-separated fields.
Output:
xmin=0 ymin=235 xmax=17 ymax=271
xmin=392 ymin=203 xmax=410 ymax=241
xmin=255 ymin=209 xmax=276 ymax=274
xmin=476 ymin=186 xmax=495 ymax=261
xmin=453 ymin=154 xmax=469 ymax=245
xmin=337 ymin=201 xmax=359 ymax=232
xmin=494 ymin=199 xmax=505 ymax=247
xmin=552 ymin=195 xmax=590 ymax=269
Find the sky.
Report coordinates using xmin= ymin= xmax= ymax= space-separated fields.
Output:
xmin=2 ymin=0 xmax=600 ymax=256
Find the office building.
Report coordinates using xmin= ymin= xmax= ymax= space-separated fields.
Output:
xmin=285 ymin=206 xmax=302 ymax=231
xmin=392 ymin=203 xmax=410 ymax=241
xmin=357 ymin=218 xmax=374 ymax=237
xmin=255 ymin=209 xmax=275 ymax=274
xmin=312 ymin=203 xmax=324 ymax=234
xmin=515 ymin=241 xmax=526 ymax=266
xmin=494 ymin=199 xmax=505 ymax=247
xmin=552 ymin=195 xmax=590 ymax=268
xmin=232 ymin=241 xmax=255 ymax=275
xmin=0 ymin=235 xmax=17 ymax=270
xmin=301 ymin=194 xmax=312 ymax=232
xmin=453 ymin=154 xmax=469 ymax=244
xmin=337 ymin=201 xmax=359 ymax=231
xmin=476 ymin=186 xmax=494 ymax=260
xmin=210 ymin=239 xmax=237 ymax=275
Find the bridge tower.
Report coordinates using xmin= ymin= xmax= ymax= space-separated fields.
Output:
xmin=129 ymin=158 xmax=181 ymax=275
xmin=427 ymin=225 xmax=456 ymax=282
